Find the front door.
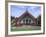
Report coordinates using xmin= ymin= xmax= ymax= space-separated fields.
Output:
xmin=26 ymin=19 xmax=28 ymax=24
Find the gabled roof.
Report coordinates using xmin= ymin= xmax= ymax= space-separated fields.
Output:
xmin=15 ymin=10 xmax=36 ymax=21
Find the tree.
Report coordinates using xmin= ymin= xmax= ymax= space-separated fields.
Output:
xmin=11 ymin=16 xmax=15 ymax=21
xmin=11 ymin=16 xmax=16 ymax=27
xmin=37 ymin=15 xmax=41 ymax=26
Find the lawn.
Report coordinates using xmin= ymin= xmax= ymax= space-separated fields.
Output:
xmin=11 ymin=25 xmax=41 ymax=31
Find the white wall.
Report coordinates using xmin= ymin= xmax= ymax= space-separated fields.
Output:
xmin=21 ymin=17 xmax=34 ymax=24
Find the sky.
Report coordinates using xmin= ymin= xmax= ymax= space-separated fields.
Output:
xmin=11 ymin=5 xmax=41 ymax=18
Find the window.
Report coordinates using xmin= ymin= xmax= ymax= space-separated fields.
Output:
xmin=29 ymin=20 xmax=31 ymax=24
xmin=26 ymin=19 xmax=28 ymax=24
xmin=23 ymin=20 xmax=25 ymax=24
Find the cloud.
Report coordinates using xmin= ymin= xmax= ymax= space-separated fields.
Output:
xmin=30 ymin=6 xmax=36 ymax=10
xmin=11 ymin=5 xmax=41 ymax=18
xmin=28 ymin=6 xmax=41 ymax=18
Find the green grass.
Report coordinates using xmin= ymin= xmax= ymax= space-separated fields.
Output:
xmin=11 ymin=26 xmax=41 ymax=31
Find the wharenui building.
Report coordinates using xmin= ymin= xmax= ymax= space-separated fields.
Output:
xmin=15 ymin=10 xmax=37 ymax=26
